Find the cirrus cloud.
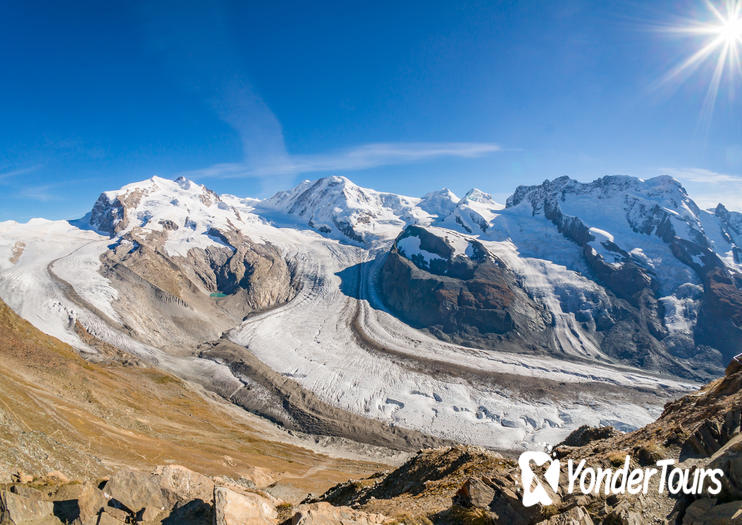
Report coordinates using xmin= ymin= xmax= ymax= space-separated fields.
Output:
xmin=177 ymin=141 xmax=501 ymax=180
xmin=661 ymin=166 xmax=742 ymax=211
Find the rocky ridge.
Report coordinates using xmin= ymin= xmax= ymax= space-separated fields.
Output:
xmin=377 ymin=175 xmax=742 ymax=379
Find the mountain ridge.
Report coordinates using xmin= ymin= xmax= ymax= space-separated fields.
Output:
xmin=0 ymin=172 xmax=738 ymax=451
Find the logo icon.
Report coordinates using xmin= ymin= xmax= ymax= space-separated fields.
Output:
xmin=519 ymin=451 xmax=560 ymax=507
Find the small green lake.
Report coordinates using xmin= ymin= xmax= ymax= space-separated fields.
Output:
xmin=210 ymin=292 xmax=227 ymax=298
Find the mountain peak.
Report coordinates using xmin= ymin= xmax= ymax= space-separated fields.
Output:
xmin=462 ymin=188 xmax=495 ymax=203
xmin=506 ymin=174 xmax=693 ymax=210
xmin=322 ymin=175 xmax=352 ymax=184
xmin=423 ymin=188 xmax=459 ymax=202
xmin=263 ymin=175 xmax=428 ymax=243
xmin=89 ymin=175 xmax=225 ymax=238
xmin=419 ymin=188 xmax=460 ymax=217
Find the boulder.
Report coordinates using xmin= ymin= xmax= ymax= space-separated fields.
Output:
xmin=558 ymin=425 xmax=620 ymax=448
xmin=536 ymin=505 xmax=594 ymax=525
xmin=240 ymin=466 xmax=276 ymax=489
xmin=684 ymin=499 xmax=717 ymax=524
xmin=102 ymin=469 xmax=167 ymax=520
xmin=264 ymin=482 xmax=308 ymax=505
xmin=454 ymin=477 xmax=495 ymax=508
xmin=96 ymin=511 xmax=127 ymax=525
xmin=487 ymin=473 xmax=559 ymax=525
xmin=290 ymin=502 xmax=387 ymax=525
xmin=9 ymin=485 xmax=45 ymax=500
xmin=213 ymin=486 xmax=278 ymax=525
xmin=152 ymin=464 xmax=214 ymax=506
xmin=708 ymin=441 xmax=742 ymax=501
xmin=680 ymin=408 xmax=742 ymax=459
xmin=683 ymin=498 xmax=742 ymax=524
xmin=73 ymin=483 xmax=108 ymax=525
xmin=603 ymin=500 xmax=643 ymax=525
xmin=98 ymin=505 xmax=129 ymax=523
xmin=0 ymin=490 xmax=61 ymax=524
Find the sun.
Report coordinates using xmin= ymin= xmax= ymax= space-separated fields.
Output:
xmin=662 ymin=0 xmax=742 ymax=123
xmin=719 ymin=12 xmax=742 ymax=44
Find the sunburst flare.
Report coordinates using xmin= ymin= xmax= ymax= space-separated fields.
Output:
xmin=662 ymin=0 xmax=742 ymax=125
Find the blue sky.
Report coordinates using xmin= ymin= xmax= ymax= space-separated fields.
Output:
xmin=1 ymin=0 xmax=742 ymax=221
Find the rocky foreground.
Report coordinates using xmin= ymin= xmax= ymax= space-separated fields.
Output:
xmin=2 ymin=361 xmax=740 ymax=524
xmin=0 ymin=464 xmax=388 ymax=525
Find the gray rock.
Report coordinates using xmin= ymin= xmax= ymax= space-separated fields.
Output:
xmin=536 ymin=505 xmax=594 ymax=525
xmin=683 ymin=498 xmax=742 ymax=524
xmin=290 ymin=502 xmax=387 ymax=525
xmin=454 ymin=477 xmax=495 ymax=509
xmin=72 ymin=483 xmax=109 ymax=525
xmin=0 ymin=490 xmax=61 ymax=524
xmin=213 ymin=486 xmax=278 ymax=525
xmin=603 ymin=500 xmax=642 ymax=525
xmin=102 ymin=469 xmax=167 ymax=518
xmin=708 ymin=441 xmax=742 ymax=501
xmin=152 ymin=464 xmax=215 ymax=507
xmin=263 ymin=482 xmax=308 ymax=505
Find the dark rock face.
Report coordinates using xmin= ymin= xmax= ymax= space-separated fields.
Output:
xmin=198 ymin=227 xmax=294 ymax=305
xmin=695 ymin=267 xmax=742 ymax=362
xmin=558 ymin=425 xmax=620 ymax=448
xmin=380 ymin=227 xmax=550 ymax=350
xmin=89 ymin=193 xmax=128 ymax=236
xmin=89 ymin=189 xmax=147 ymax=236
xmin=680 ymin=406 xmax=742 ymax=460
xmin=379 ymin=224 xmax=719 ymax=378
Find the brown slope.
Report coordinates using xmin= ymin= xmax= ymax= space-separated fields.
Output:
xmin=0 ymin=298 xmax=382 ymax=494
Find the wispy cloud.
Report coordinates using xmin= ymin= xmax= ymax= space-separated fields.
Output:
xmin=14 ymin=177 xmax=100 ymax=203
xmin=662 ymin=167 xmax=742 ymax=184
xmin=140 ymin=3 xmax=289 ymax=182
xmin=17 ymin=184 xmax=57 ymax=202
xmin=661 ymin=167 xmax=742 ymax=211
xmin=0 ymin=164 xmax=43 ymax=182
xmin=689 ymin=191 xmax=742 ymax=211
xmin=177 ymin=142 xmax=501 ymax=180
xmin=139 ymin=5 xmax=500 ymax=191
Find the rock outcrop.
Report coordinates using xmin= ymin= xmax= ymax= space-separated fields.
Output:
xmin=381 ymin=225 xmax=551 ymax=351
xmin=0 ymin=490 xmax=61 ymax=525
xmin=213 ymin=486 xmax=278 ymax=525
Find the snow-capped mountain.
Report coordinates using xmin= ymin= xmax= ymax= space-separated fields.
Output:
xmin=380 ymin=174 xmax=742 ymax=377
xmin=441 ymin=187 xmax=504 ymax=234
xmin=417 ymin=188 xmax=460 ymax=217
xmin=0 ymin=173 xmax=738 ymax=451
xmin=87 ymin=175 xmax=261 ymax=255
xmin=261 ymin=175 xmax=434 ymax=243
